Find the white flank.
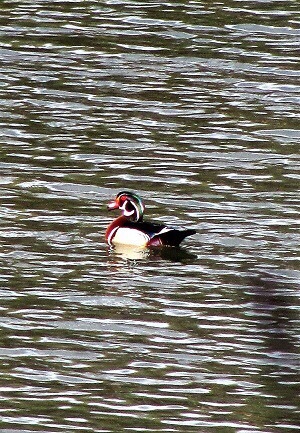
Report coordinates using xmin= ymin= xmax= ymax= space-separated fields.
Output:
xmin=112 ymin=228 xmax=150 ymax=246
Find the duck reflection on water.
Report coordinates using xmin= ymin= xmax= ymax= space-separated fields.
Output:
xmin=108 ymin=242 xmax=197 ymax=263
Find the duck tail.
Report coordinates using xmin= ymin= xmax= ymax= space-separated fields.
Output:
xmin=160 ymin=229 xmax=196 ymax=247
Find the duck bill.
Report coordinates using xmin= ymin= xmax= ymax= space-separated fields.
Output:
xmin=107 ymin=200 xmax=119 ymax=210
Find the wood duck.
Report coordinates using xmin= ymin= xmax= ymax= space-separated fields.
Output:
xmin=106 ymin=191 xmax=196 ymax=247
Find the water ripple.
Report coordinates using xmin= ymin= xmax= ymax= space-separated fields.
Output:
xmin=0 ymin=1 xmax=299 ymax=432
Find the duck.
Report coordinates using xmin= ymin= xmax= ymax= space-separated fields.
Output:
xmin=105 ymin=191 xmax=196 ymax=247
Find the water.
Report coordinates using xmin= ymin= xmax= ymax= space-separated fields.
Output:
xmin=0 ymin=1 xmax=299 ymax=432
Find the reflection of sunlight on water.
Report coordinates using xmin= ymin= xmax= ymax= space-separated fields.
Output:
xmin=2 ymin=1 xmax=299 ymax=431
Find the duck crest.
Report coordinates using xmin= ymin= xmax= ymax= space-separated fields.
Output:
xmin=116 ymin=191 xmax=145 ymax=222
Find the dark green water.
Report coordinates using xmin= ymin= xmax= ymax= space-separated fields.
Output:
xmin=0 ymin=1 xmax=299 ymax=432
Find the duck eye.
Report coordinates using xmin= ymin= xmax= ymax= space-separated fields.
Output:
xmin=118 ymin=195 xmax=127 ymax=205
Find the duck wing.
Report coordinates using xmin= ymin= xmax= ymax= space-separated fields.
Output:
xmin=156 ymin=228 xmax=196 ymax=247
xmin=124 ymin=220 xmax=196 ymax=247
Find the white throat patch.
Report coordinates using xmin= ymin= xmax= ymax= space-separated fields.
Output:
xmin=120 ymin=200 xmax=138 ymax=219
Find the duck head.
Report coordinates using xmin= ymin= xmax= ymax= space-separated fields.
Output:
xmin=107 ymin=191 xmax=145 ymax=222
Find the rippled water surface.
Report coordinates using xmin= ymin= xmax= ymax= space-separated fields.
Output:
xmin=0 ymin=1 xmax=299 ymax=432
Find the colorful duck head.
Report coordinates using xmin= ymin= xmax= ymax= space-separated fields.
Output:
xmin=107 ymin=191 xmax=145 ymax=222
